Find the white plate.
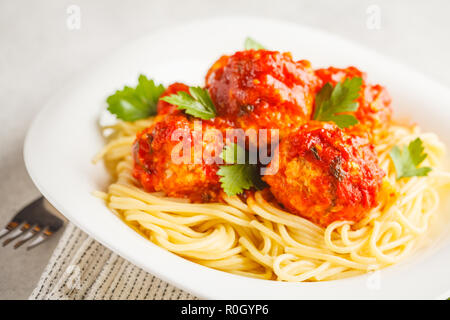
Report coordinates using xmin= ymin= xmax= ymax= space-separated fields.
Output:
xmin=24 ymin=16 xmax=450 ymax=299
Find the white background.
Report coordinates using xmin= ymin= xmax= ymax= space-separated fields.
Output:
xmin=0 ymin=0 xmax=449 ymax=299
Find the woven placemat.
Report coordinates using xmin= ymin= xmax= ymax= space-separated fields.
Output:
xmin=29 ymin=223 xmax=196 ymax=300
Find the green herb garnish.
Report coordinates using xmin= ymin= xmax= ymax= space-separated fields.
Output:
xmin=161 ymin=87 xmax=217 ymax=120
xmin=389 ymin=138 xmax=432 ymax=180
xmin=107 ymin=75 xmax=165 ymax=122
xmin=313 ymin=77 xmax=362 ymax=128
xmin=217 ymin=143 xmax=265 ymax=196
xmin=244 ymin=37 xmax=266 ymax=50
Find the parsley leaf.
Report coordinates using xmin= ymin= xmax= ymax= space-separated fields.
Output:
xmin=217 ymin=165 xmax=260 ymax=196
xmin=221 ymin=142 xmax=246 ymax=164
xmin=217 ymin=144 xmax=265 ymax=196
xmin=107 ymin=75 xmax=165 ymax=122
xmin=244 ymin=37 xmax=266 ymax=50
xmin=313 ymin=77 xmax=363 ymax=128
xmin=389 ymin=138 xmax=432 ymax=180
xmin=160 ymin=87 xmax=217 ymax=120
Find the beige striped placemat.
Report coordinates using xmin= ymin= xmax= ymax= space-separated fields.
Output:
xmin=29 ymin=223 xmax=196 ymax=300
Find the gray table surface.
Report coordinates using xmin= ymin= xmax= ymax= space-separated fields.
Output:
xmin=1 ymin=0 xmax=449 ymax=300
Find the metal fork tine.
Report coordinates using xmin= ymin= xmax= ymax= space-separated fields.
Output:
xmin=2 ymin=197 xmax=65 ymax=251
xmin=27 ymin=228 xmax=53 ymax=250
xmin=0 ymin=221 xmax=22 ymax=240
xmin=0 ymin=229 xmax=8 ymax=238
xmin=3 ymin=223 xmax=31 ymax=247
xmin=14 ymin=225 xmax=41 ymax=249
xmin=1 ymin=222 xmax=26 ymax=243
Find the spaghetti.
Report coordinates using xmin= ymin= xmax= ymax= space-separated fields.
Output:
xmin=94 ymin=118 xmax=450 ymax=282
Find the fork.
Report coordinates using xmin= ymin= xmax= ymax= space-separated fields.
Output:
xmin=0 ymin=197 xmax=66 ymax=250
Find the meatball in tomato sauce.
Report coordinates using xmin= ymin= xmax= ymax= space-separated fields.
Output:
xmin=315 ymin=66 xmax=392 ymax=139
xmin=206 ymin=50 xmax=319 ymax=141
xmin=133 ymin=113 xmax=233 ymax=203
xmin=156 ymin=82 xmax=190 ymax=117
xmin=263 ymin=121 xmax=384 ymax=227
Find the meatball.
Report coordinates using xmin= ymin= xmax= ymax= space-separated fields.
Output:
xmin=156 ymin=82 xmax=190 ymax=117
xmin=315 ymin=66 xmax=392 ymax=139
xmin=205 ymin=50 xmax=319 ymax=141
xmin=132 ymin=113 xmax=233 ymax=203
xmin=263 ymin=121 xmax=384 ymax=227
